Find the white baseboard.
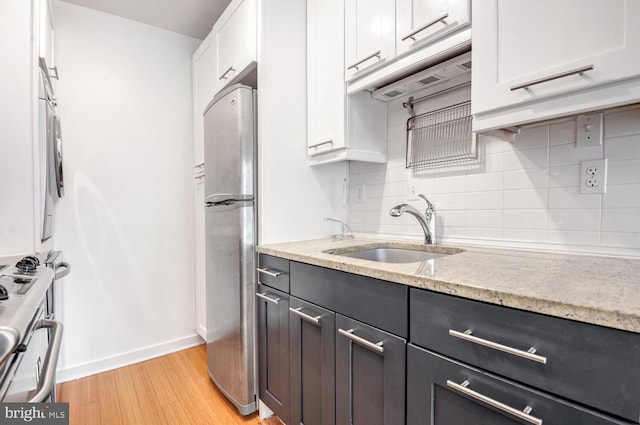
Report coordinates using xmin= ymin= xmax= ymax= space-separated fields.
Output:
xmin=56 ymin=333 xmax=205 ymax=382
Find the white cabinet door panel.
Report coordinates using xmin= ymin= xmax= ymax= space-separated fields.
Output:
xmin=216 ymin=0 xmax=256 ymax=85
xmin=396 ymin=0 xmax=470 ymax=56
xmin=473 ymin=0 xmax=640 ymax=118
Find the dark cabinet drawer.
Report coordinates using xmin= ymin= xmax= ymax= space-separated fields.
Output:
xmin=407 ymin=344 xmax=633 ymax=425
xmin=290 ymin=262 xmax=408 ymax=338
xmin=258 ymin=254 xmax=290 ymax=292
xmin=336 ymin=314 xmax=406 ymax=425
xmin=410 ymin=289 xmax=640 ymax=423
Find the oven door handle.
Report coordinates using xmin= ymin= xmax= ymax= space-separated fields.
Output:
xmin=27 ymin=319 xmax=63 ymax=403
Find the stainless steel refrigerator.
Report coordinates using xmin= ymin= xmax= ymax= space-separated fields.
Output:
xmin=203 ymin=84 xmax=256 ymax=415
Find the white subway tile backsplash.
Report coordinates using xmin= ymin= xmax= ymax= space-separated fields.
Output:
xmin=603 ymin=184 xmax=640 ymax=209
xmin=604 ymin=134 xmax=640 ymax=160
xmin=466 ymin=210 xmax=503 ymax=228
xmin=547 ymin=209 xmax=601 ymax=231
xmin=503 ymin=209 xmax=547 ymax=230
xmin=549 ymin=143 xmax=602 ymax=167
xmin=602 ymin=209 xmax=640 ymax=233
xmin=548 ymin=187 xmax=602 ymax=209
xmin=503 ymin=189 xmax=548 ymax=209
xmin=349 ymin=104 xmax=640 ymax=255
xmin=466 ymin=191 xmax=503 ymax=210
xmin=503 ymin=147 xmax=548 ymax=171
xmin=604 ymin=108 xmax=640 ymax=138
xmin=549 ymin=165 xmax=581 ymax=187
xmin=549 ymin=120 xmax=576 ymax=145
xmin=503 ymin=169 xmax=548 ymax=190
xmin=434 ymin=175 xmax=466 ymax=194
xmin=466 ymin=172 xmax=503 ymax=192
xmin=607 ymin=159 xmax=640 ymax=185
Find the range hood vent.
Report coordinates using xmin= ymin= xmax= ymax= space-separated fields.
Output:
xmin=371 ymin=51 xmax=471 ymax=102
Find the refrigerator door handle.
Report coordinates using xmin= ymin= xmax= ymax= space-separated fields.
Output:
xmin=205 ymin=200 xmax=253 ymax=212
xmin=205 ymin=193 xmax=253 ymax=204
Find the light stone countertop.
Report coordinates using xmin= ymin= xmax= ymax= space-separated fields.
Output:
xmin=257 ymin=237 xmax=640 ymax=333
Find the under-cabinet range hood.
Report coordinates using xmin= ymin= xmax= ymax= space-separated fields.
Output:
xmin=371 ymin=51 xmax=471 ymax=101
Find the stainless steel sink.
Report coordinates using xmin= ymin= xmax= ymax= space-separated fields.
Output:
xmin=326 ymin=244 xmax=463 ymax=264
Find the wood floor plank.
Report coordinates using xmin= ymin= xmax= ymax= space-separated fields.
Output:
xmin=58 ymin=344 xmax=281 ymax=425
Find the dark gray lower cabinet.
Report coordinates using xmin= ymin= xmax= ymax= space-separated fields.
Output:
xmin=257 ymin=284 xmax=290 ymax=424
xmin=407 ymin=344 xmax=633 ymax=425
xmin=335 ymin=314 xmax=406 ymax=425
xmin=290 ymin=297 xmax=335 ymax=425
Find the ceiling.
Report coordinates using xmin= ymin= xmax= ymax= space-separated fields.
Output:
xmin=60 ymin=0 xmax=232 ymax=40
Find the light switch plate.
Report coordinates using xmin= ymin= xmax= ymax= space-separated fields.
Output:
xmin=580 ymin=159 xmax=607 ymax=194
xmin=353 ymin=184 xmax=365 ymax=203
xmin=576 ymin=113 xmax=603 ymax=147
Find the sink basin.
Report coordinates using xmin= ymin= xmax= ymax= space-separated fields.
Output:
xmin=325 ymin=244 xmax=464 ymax=264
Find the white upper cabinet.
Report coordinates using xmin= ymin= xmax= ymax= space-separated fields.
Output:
xmin=38 ymin=0 xmax=54 ymax=68
xmin=308 ymin=0 xmax=387 ymax=165
xmin=396 ymin=0 xmax=470 ymax=56
xmin=192 ymin=33 xmax=217 ymax=166
xmin=344 ymin=0 xmax=396 ymax=81
xmin=216 ymin=0 xmax=256 ymax=86
xmin=473 ymin=0 xmax=640 ymax=131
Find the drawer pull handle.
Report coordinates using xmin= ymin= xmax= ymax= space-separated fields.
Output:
xmin=447 ymin=380 xmax=543 ymax=425
xmin=510 ymin=65 xmax=594 ymax=91
xmin=257 ymin=268 xmax=283 ymax=278
xmin=256 ymin=292 xmax=280 ymax=305
xmin=449 ymin=329 xmax=547 ymax=364
xmin=402 ymin=12 xmax=449 ymax=42
xmin=338 ymin=328 xmax=384 ymax=354
xmin=289 ymin=307 xmax=322 ymax=325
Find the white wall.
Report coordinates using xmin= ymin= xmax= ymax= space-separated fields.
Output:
xmin=52 ymin=1 xmax=201 ymax=380
xmin=349 ymin=84 xmax=640 ymax=257
xmin=257 ymin=0 xmax=348 ymax=244
xmin=0 ymin=0 xmax=38 ymax=255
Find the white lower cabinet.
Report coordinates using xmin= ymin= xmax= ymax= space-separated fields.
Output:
xmin=473 ymin=0 xmax=640 ymax=131
xmin=194 ymin=176 xmax=206 ymax=339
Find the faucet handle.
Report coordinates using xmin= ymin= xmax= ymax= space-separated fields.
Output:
xmin=418 ymin=194 xmax=435 ymax=212
xmin=325 ymin=217 xmax=354 ymax=240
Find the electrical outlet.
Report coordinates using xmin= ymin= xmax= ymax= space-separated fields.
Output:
xmin=354 ymin=184 xmax=365 ymax=203
xmin=580 ymin=159 xmax=607 ymax=194
xmin=576 ymin=113 xmax=603 ymax=147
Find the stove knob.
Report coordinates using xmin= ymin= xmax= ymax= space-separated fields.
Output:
xmin=0 ymin=284 xmax=7 ymax=301
xmin=15 ymin=344 xmax=26 ymax=353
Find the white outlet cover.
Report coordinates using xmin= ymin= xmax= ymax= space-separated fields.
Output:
xmin=354 ymin=184 xmax=365 ymax=203
xmin=576 ymin=113 xmax=603 ymax=147
xmin=408 ymin=178 xmax=420 ymax=201
xmin=580 ymin=159 xmax=607 ymax=194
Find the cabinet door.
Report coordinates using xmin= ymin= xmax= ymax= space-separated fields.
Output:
xmin=194 ymin=177 xmax=206 ymax=339
xmin=335 ymin=315 xmax=405 ymax=425
xmin=396 ymin=0 xmax=470 ymax=56
xmin=216 ymin=0 xmax=257 ymax=86
xmin=192 ymin=33 xmax=217 ymax=167
xmin=407 ymin=345 xmax=632 ymax=425
xmin=473 ymin=0 xmax=640 ymax=117
xmin=257 ymin=284 xmax=290 ymax=424
xmin=344 ymin=0 xmax=396 ymax=81
xmin=307 ymin=0 xmax=346 ymax=156
xmin=290 ymin=297 xmax=335 ymax=425
xmin=38 ymin=0 xmax=54 ymax=67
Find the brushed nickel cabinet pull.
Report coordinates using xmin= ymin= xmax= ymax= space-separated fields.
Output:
xmin=220 ymin=65 xmax=236 ymax=80
xmin=449 ymin=329 xmax=547 ymax=364
xmin=510 ymin=65 xmax=594 ymax=91
xmin=338 ymin=328 xmax=384 ymax=353
xmin=256 ymin=292 xmax=280 ymax=305
xmin=447 ymin=380 xmax=543 ymax=425
xmin=347 ymin=50 xmax=382 ymax=71
xmin=402 ymin=12 xmax=449 ymax=41
xmin=257 ymin=268 xmax=282 ymax=278
xmin=289 ymin=307 xmax=322 ymax=325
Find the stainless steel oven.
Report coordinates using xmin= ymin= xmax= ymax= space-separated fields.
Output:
xmin=0 ymin=259 xmax=63 ymax=403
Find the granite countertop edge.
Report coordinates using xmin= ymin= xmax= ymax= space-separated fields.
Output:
xmin=257 ymin=238 xmax=640 ymax=334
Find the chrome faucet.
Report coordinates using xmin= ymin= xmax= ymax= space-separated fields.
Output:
xmin=390 ymin=194 xmax=436 ymax=244
xmin=325 ymin=217 xmax=354 ymax=240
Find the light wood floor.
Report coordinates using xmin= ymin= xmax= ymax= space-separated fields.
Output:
xmin=57 ymin=345 xmax=281 ymax=425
